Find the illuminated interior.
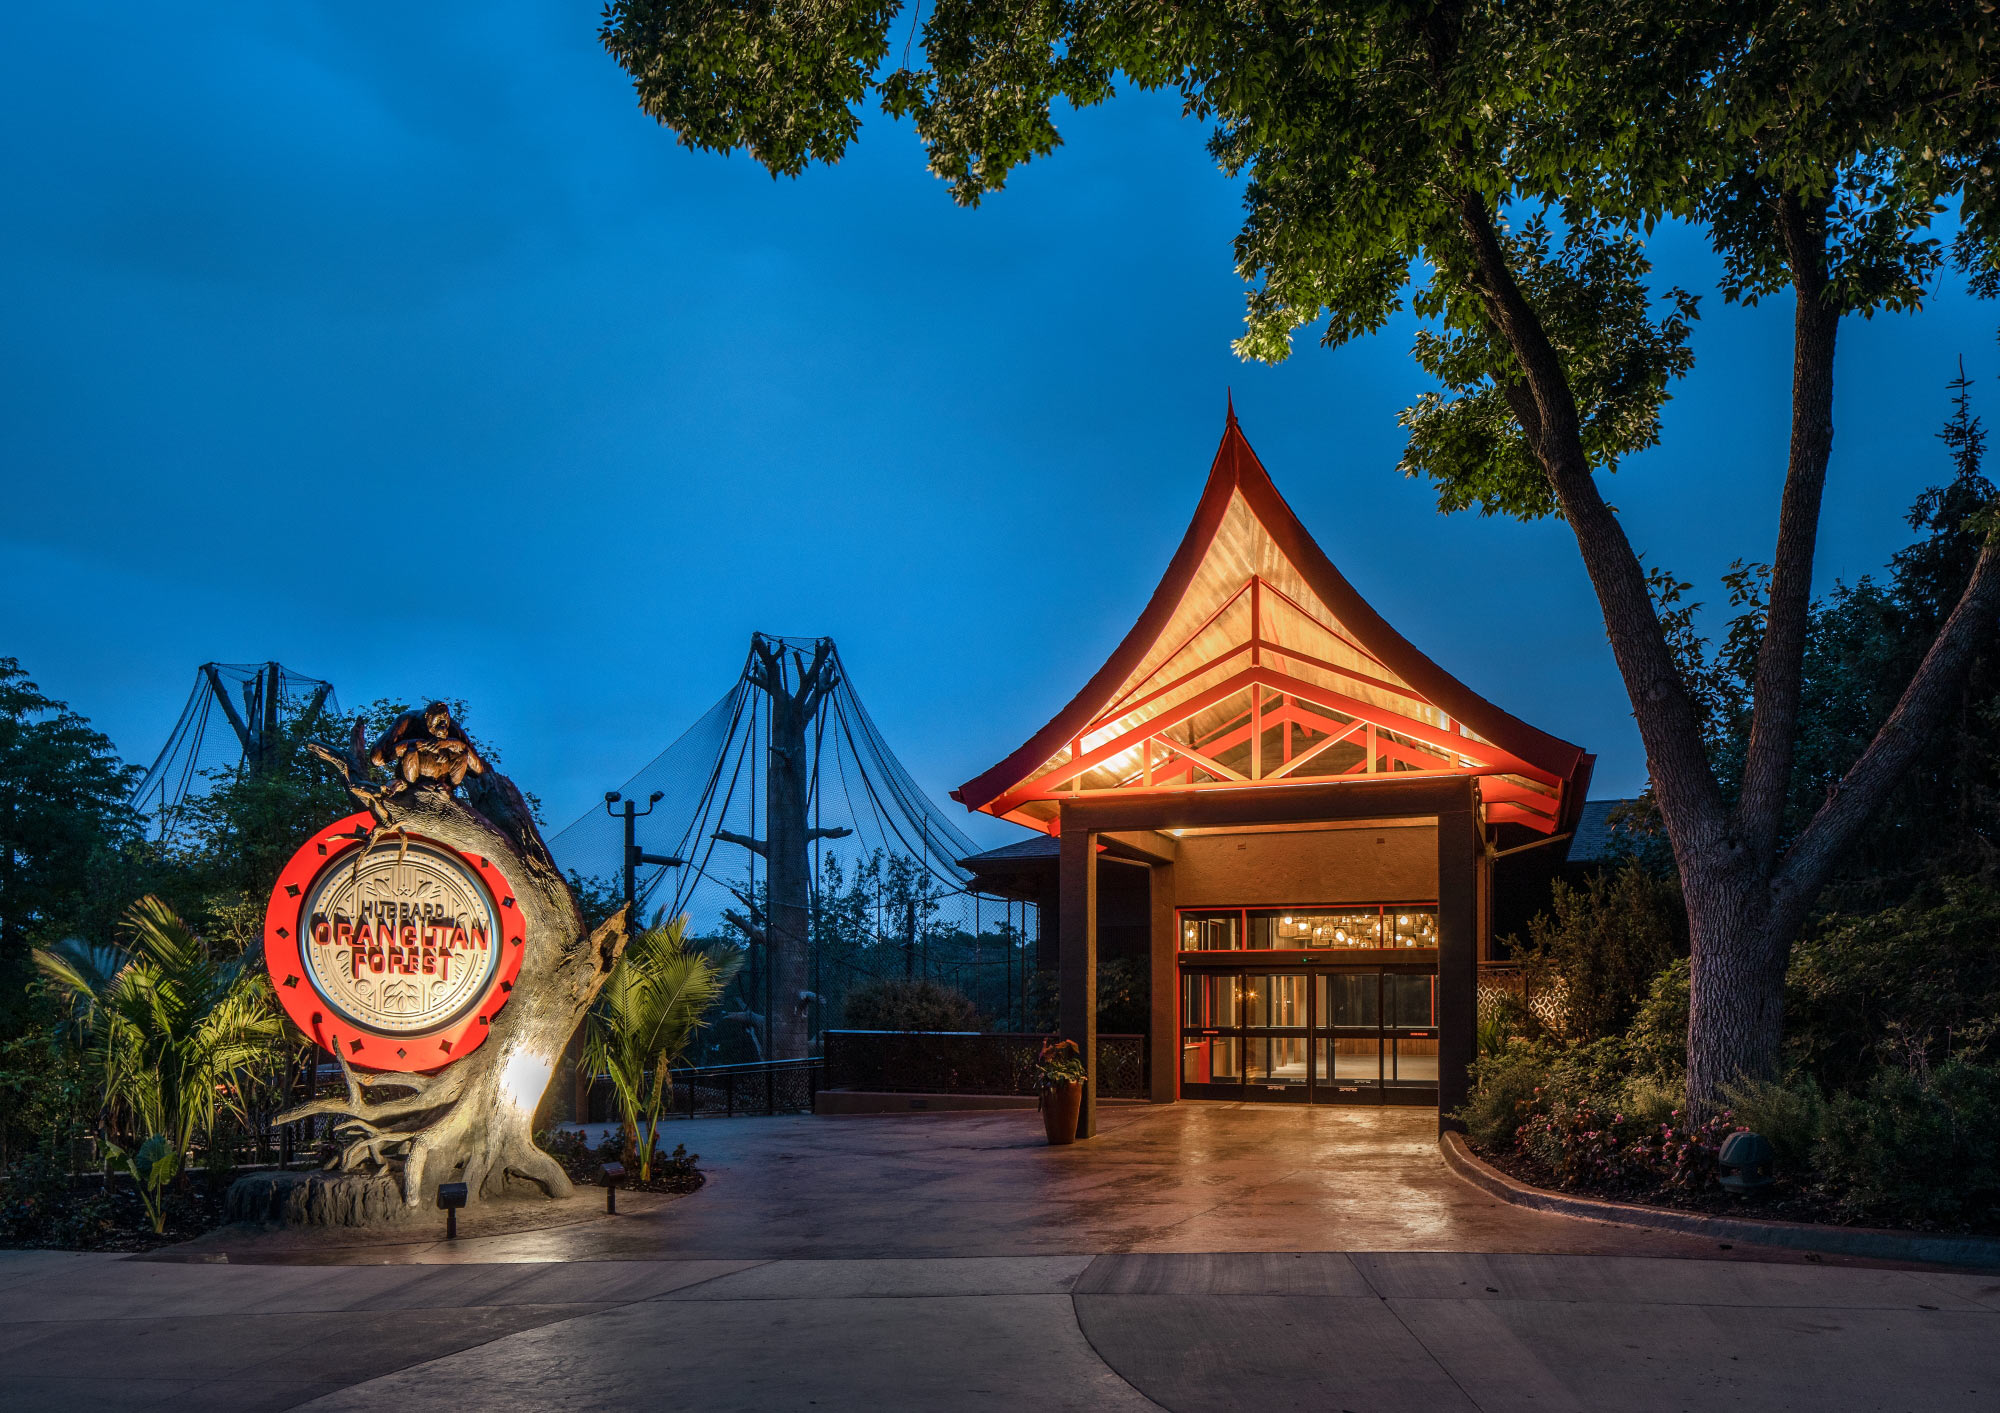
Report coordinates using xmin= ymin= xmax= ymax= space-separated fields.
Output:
xmin=1179 ymin=905 xmax=1438 ymax=952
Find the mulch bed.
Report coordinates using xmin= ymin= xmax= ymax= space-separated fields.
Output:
xmin=1 ymin=1168 xmax=240 ymax=1253
xmin=1475 ymin=1142 xmax=1998 ymax=1237
xmin=542 ymin=1131 xmax=706 ymax=1196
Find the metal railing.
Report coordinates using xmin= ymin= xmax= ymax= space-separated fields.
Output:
xmin=581 ymin=1056 xmax=824 ymax=1122
xmin=821 ymin=1031 xmax=1148 ymax=1099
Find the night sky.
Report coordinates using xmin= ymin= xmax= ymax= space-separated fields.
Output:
xmin=3 ymin=2 xmax=1993 ymax=847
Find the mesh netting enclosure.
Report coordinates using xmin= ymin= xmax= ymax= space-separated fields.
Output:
xmin=550 ymin=635 xmax=1040 ymax=1060
xmin=130 ymin=662 xmax=342 ymax=840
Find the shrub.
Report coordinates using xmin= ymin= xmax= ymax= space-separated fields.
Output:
xmin=1814 ymin=1058 xmax=2000 ymax=1225
xmin=1722 ymin=1075 xmax=1827 ymax=1170
xmin=1626 ymin=957 xmax=1690 ymax=1077
xmin=1786 ymin=881 xmax=2000 ymax=1092
xmin=1461 ymin=1044 xmax=1557 ymax=1149
xmin=1511 ymin=863 xmax=1687 ymax=1041
xmin=842 ymin=978 xmax=983 ymax=1032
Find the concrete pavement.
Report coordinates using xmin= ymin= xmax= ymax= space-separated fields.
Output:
xmin=2 ymin=1104 xmax=1994 ymax=1410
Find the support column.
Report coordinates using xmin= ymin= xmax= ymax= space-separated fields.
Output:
xmin=1058 ymin=817 xmax=1099 ymax=1139
xmin=1436 ymin=789 xmax=1479 ymax=1131
xmin=1148 ymin=859 xmax=1177 ymax=1103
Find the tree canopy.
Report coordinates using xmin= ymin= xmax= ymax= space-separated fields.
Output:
xmin=603 ymin=0 xmax=2000 ymax=1108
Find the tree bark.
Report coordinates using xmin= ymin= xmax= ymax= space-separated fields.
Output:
xmin=1449 ymin=182 xmax=2000 ymax=1112
xmin=1735 ymin=193 xmax=1839 ymax=869
xmin=285 ymin=753 xmax=630 ymax=1208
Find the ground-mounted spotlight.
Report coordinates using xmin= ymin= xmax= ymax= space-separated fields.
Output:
xmin=601 ymin=1161 xmax=626 ymax=1214
xmin=1717 ymin=1131 xmax=1776 ymax=1196
xmin=436 ymin=1181 xmax=469 ymax=1239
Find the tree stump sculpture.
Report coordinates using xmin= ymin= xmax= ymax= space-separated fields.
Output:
xmin=272 ymin=715 xmax=629 ymax=1210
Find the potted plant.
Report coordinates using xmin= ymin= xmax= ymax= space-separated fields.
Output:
xmin=1034 ymin=1039 xmax=1087 ymax=1145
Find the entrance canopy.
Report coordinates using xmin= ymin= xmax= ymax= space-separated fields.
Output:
xmin=955 ymin=409 xmax=1593 ymax=841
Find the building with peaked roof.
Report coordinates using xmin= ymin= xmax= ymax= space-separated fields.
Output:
xmin=954 ymin=408 xmax=1594 ymax=1136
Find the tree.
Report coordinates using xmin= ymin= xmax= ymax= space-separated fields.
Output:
xmin=0 ymin=660 xmax=139 ymax=1005
xmin=585 ymin=915 xmax=734 ymax=1179
xmin=600 ymin=0 xmax=2000 ymax=1110
xmin=281 ymin=722 xmax=631 ymax=1209
xmin=33 ymin=897 xmax=285 ymax=1231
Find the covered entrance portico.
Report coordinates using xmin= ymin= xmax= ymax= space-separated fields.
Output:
xmin=955 ymin=409 xmax=1592 ymax=1137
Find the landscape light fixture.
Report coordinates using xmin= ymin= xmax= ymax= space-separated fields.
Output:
xmin=436 ymin=1181 xmax=469 ymax=1239
xmin=601 ymin=1161 xmax=626 ymax=1214
xmin=603 ymin=790 xmax=685 ymax=911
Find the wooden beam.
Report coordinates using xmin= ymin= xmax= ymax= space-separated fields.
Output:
xmin=1264 ymin=717 xmax=1364 ymax=779
xmin=1098 ymin=828 xmax=1178 ymax=865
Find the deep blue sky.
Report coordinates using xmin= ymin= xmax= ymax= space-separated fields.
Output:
xmin=3 ymin=2 xmax=1993 ymax=847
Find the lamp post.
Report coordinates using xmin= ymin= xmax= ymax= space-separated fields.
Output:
xmin=603 ymin=790 xmax=686 ymax=915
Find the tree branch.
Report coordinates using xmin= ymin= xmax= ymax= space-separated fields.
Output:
xmin=1773 ymin=532 xmax=2000 ymax=918
xmin=806 ymin=826 xmax=853 ymax=843
xmin=1736 ymin=192 xmax=1839 ymax=864
xmin=1454 ymin=189 xmax=1729 ymax=851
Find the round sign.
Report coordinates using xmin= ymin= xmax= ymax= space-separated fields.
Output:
xmin=263 ymin=812 xmax=525 ymax=1071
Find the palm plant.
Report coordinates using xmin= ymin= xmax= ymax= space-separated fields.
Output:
xmin=585 ymin=915 xmax=735 ymax=1180
xmin=33 ymin=896 xmax=286 ymax=1231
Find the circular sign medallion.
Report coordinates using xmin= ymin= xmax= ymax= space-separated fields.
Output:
xmin=264 ymin=812 xmax=525 ymax=1071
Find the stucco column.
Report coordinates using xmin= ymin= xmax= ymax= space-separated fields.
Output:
xmin=1058 ymin=817 xmax=1098 ymax=1139
xmin=1436 ymin=789 xmax=1480 ymax=1130
xmin=1148 ymin=859 xmax=1177 ymax=1103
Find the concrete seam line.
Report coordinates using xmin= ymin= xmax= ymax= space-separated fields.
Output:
xmin=1066 ymin=1293 xmax=1173 ymax=1411
xmin=1439 ymin=1132 xmax=2000 ymax=1270
xmin=638 ymin=1259 xmax=778 ymax=1301
xmin=1375 ymin=1285 xmax=1494 ymax=1413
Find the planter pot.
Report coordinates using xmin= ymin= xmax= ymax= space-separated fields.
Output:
xmin=1040 ymin=1080 xmax=1084 ymax=1145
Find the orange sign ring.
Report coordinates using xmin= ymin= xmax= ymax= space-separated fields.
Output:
xmin=263 ymin=811 xmax=525 ymax=1072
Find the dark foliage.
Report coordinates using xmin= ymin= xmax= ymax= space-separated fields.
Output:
xmin=1511 ymin=864 xmax=1687 ymax=1042
xmin=842 ymin=977 xmax=982 ymax=1032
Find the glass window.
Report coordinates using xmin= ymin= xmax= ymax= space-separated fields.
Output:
xmin=1246 ymin=1034 xmax=1309 ymax=1086
xmin=1316 ymin=972 xmax=1379 ymax=1028
xmin=1389 ymin=1036 xmax=1438 ymax=1085
xmin=1387 ymin=908 xmax=1438 ymax=949
xmin=1244 ymin=973 xmax=1308 ymax=1028
xmin=1384 ymin=973 xmax=1435 ymax=1028
xmin=1180 ymin=912 xmax=1241 ymax=951
xmin=1249 ymin=909 xmax=1382 ymax=950
xmin=1315 ymin=1036 xmax=1382 ymax=1084
xmin=1181 ymin=1036 xmax=1241 ymax=1084
xmin=1181 ymin=972 xmax=1241 ymax=1028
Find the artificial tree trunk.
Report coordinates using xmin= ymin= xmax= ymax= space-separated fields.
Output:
xmin=715 ymin=636 xmax=849 ymax=1060
xmin=282 ymin=754 xmax=630 ymax=1208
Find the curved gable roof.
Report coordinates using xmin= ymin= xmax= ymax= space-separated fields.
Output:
xmin=956 ymin=412 xmax=1591 ymax=832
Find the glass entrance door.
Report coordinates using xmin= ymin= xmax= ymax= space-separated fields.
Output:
xmin=1181 ymin=964 xmax=1438 ymax=1105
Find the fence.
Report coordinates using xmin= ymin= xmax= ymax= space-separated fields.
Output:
xmin=822 ymin=1031 xmax=1148 ymax=1100
xmin=581 ymin=1056 xmax=823 ymax=1122
xmin=1476 ymin=964 xmax=1566 ymax=1034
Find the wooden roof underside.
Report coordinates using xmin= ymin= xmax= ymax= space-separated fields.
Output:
xmin=955 ymin=412 xmax=1593 ymax=838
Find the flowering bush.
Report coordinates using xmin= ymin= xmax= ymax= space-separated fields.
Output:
xmin=1516 ymin=1093 xmax=1740 ymax=1196
xmin=1033 ymin=1038 xmax=1087 ymax=1088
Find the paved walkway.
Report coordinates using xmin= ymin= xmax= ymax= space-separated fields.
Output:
xmin=2 ymin=1104 xmax=1995 ymax=1410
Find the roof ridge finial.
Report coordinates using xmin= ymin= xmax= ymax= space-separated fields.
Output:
xmin=1226 ymin=388 xmax=1237 ymax=427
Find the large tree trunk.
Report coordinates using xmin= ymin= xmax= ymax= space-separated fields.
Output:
xmin=282 ymin=761 xmax=630 ymax=1209
xmin=1682 ymin=865 xmax=1785 ymax=1108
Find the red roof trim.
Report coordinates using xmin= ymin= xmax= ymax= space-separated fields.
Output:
xmin=956 ymin=416 xmax=1588 ymax=815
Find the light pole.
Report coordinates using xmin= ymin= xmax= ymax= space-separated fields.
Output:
xmin=603 ymin=790 xmax=686 ymax=916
